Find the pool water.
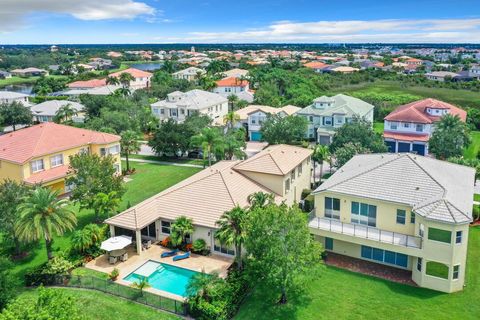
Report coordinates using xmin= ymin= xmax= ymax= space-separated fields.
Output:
xmin=124 ymin=261 xmax=199 ymax=297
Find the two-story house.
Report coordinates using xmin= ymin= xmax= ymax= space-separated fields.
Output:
xmin=31 ymin=100 xmax=85 ymax=123
xmin=106 ymin=144 xmax=312 ymax=256
xmin=297 ymin=94 xmax=374 ymax=144
xmin=383 ymin=98 xmax=467 ymax=156
xmin=0 ymin=123 xmax=121 ymax=195
xmin=109 ymin=68 xmax=153 ymax=89
xmin=172 ymin=67 xmax=205 ymax=81
xmin=151 ymin=89 xmax=228 ymax=124
xmin=234 ymin=105 xmax=301 ymax=141
xmin=213 ymin=77 xmax=254 ymax=102
xmin=309 ymin=153 xmax=474 ymax=293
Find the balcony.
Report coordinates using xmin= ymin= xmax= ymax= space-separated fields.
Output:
xmin=309 ymin=216 xmax=422 ymax=249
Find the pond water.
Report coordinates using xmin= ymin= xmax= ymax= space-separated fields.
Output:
xmin=130 ymin=63 xmax=163 ymax=71
xmin=0 ymin=84 xmax=34 ymax=94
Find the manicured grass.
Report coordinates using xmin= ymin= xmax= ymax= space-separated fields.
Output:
xmin=474 ymin=194 xmax=480 ymax=202
xmin=464 ymin=131 xmax=480 ymax=160
xmin=235 ymin=227 xmax=480 ymax=320
xmin=13 ymin=288 xmax=180 ymax=320
xmin=0 ymin=76 xmax=39 ymax=87
xmin=373 ymin=122 xmax=384 ymax=134
xmin=9 ymin=162 xmax=201 ymax=280
xmin=129 ymin=154 xmax=206 ymax=166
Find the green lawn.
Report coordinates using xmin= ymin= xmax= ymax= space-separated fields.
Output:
xmin=474 ymin=194 xmax=480 ymax=202
xmin=0 ymin=76 xmax=40 ymax=87
xmin=236 ymin=226 xmax=480 ymax=320
xmin=129 ymin=154 xmax=206 ymax=166
xmin=13 ymin=288 xmax=180 ymax=320
xmin=9 ymin=162 xmax=201 ymax=280
xmin=464 ymin=131 xmax=480 ymax=160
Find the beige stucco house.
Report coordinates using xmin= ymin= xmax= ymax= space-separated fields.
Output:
xmin=310 ymin=153 xmax=474 ymax=293
xmin=106 ymin=144 xmax=312 ymax=257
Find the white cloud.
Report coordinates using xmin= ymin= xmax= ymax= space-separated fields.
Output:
xmin=0 ymin=0 xmax=155 ymax=32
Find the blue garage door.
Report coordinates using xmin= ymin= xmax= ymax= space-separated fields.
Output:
xmin=412 ymin=143 xmax=425 ymax=156
xmin=250 ymin=132 xmax=262 ymax=141
xmin=385 ymin=140 xmax=396 ymax=153
xmin=398 ymin=142 xmax=411 ymax=153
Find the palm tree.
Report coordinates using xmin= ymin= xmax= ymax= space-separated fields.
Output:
xmin=247 ymin=192 xmax=274 ymax=209
xmin=54 ymin=103 xmax=77 ymax=124
xmin=312 ymin=144 xmax=330 ymax=184
xmin=120 ymin=130 xmax=141 ymax=173
xmin=130 ymin=277 xmax=151 ymax=297
xmin=119 ymin=72 xmax=135 ymax=89
xmin=15 ymin=188 xmax=77 ymax=260
xmin=114 ymin=87 xmax=131 ymax=97
xmin=186 ymin=271 xmax=223 ymax=300
xmin=106 ymin=76 xmax=120 ymax=86
xmin=223 ymin=111 xmax=240 ymax=130
xmin=215 ymin=206 xmax=248 ymax=270
xmin=71 ymin=229 xmax=94 ymax=253
xmin=227 ymin=94 xmax=239 ymax=111
xmin=92 ymin=191 xmax=121 ymax=221
xmin=191 ymin=127 xmax=224 ymax=167
xmin=170 ymin=216 xmax=195 ymax=247
xmin=223 ymin=129 xmax=246 ymax=160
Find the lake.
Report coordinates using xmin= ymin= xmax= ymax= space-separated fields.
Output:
xmin=130 ymin=63 xmax=163 ymax=71
xmin=0 ymin=84 xmax=34 ymax=94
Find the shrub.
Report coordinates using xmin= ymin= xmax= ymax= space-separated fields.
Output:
xmin=41 ymin=256 xmax=74 ymax=276
xmin=109 ymin=268 xmax=120 ymax=281
xmin=192 ymin=239 xmax=207 ymax=254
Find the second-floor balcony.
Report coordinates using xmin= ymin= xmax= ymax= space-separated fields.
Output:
xmin=309 ymin=216 xmax=422 ymax=249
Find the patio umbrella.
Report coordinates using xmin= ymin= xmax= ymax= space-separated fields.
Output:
xmin=100 ymin=235 xmax=132 ymax=251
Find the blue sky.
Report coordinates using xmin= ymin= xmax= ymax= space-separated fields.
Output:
xmin=1 ymin=0 xmax=479 ymax=44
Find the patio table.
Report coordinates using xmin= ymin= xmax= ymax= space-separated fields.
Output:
xmin=109 ymin=249 xmax=126 ymax=258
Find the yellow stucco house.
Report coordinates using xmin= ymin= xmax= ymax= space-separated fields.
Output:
xmin=310 ymin=153 xmax=475 ymax=293
xmin=106 ymin=144 xmax=312 ymax=256
xmin=0 ymin=122 xmax=121 ymax=194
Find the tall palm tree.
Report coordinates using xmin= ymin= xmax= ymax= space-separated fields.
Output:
xmin=114 ymin=87 xmax=131 ymax=97
xmin=227 ymin=94 xmax=239 ymax=112
xmin=119 ymin=72 xmax=135 ymax=89
xmin=223 ymin=129 xmax=246 ymax=160
xmin=223 ymin=111 xmax=240 ymax=130
xmin=15 ymin=188 xmax=77 ymax=260
xmin=191 ymin=127 xmax=224 ymax=167
xmin=215 ymin=206 xmax=248 ymax=270
xmin=170 ymin=216 xmax=195 ymax=247
xmin=312 ymin=145 xmax=330 ymax=184
xmin=54 ymin=103 xmax=77 ymax=124
xmin=247 ymin=192 xmax=275 ymax=209
xmin=106 ymin=76 xmax=120 ymax=86
xmin=120 ymin=130 xmax=141 ymax=173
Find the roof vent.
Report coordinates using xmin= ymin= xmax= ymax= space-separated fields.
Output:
xmin=415 ymin=187 xmax=420 ymax=191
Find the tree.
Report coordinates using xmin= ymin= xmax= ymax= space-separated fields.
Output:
xmin=260 ymin=114 xmax=308 ymax=145
xmin=191 ymin=127 xmax=224 ymax=167
xmin=245 ymin=204 xmax=322 ymax=304
xmin=0 ymin=287 xmax=82 ymax=320
xmin=106 ymin=76 xmax=120 ymax=86
xmin=53 ymin=103 xmax=77 ymax=124
xmin=0 ymin=102 xmax=32 ymax=131
xmin=0 ymin=257 xmax=15 ymax=311
xmin=329 ymin=117 xmax=387 ymax=153
xmin=215 ymin=206 xmax=248 ymax=270
xmin=118 ymin=72 xmax=135 ymax=89
xmin=223 ymin=111 xmax=240 ymax=130
xmin=311 ymin=144 xmax=330 ymax=183
xmin=120 ymin=130 xmax=141 ymax=173
xmin=0 ymin=180 xmax=30 ymax=256
xmin=227 ymin=94 xmax=239 ymax=112
xmin=222 ymin=128 xmax=246 ymax=160
xmin=170 ymin=216 xmax=195 ymax=247
xmin=429 ymin=114 xmax=471 ymax=160
xmin=92 ymin=191 xmax=121 ymax=220
xmin=186 ymin=271 xmax=223 ymax=300
xmin=198 ymin=74 xmax=217 ymax=91
xmin=15 ymin=188 xmax=77 ymax=260
xmin=67 ymin=153 xmax=124 ymax=221
xmin=149 ymin=119 xmax=191 ymax=156
xmin=247 ymin=191 xmax=275 ymax=209
xmin=130 ymin=277 xmax=151 ymax=297
xmin=71 ymin=224 xmax=104 ymax=253
xmin=334 ymin=142 xmax=371 ymax=168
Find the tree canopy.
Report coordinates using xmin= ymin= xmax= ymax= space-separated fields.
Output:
xmin=429 ymin=114 xmax=471 ymax=160
xmin=330 ymin=117 xmax=387 ymax=153
xmin=260 ymin=114 xmax=308 ymax=145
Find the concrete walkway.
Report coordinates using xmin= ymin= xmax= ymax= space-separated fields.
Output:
xmin=122 ymin=157 xmax=203 ymax=168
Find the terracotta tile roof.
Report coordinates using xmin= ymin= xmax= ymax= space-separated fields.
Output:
xmin=0 ymin=123 xmax=120 ymax=164
xmin=68 ymin=78 xmax=107 ymax=88
xmin=233 ymin=144 xmax=312 ymax=176
xmin=25 ymin=165 xmax=69 ymax=185
xmin=384 ymin=98 xmax=467 ymax=124
xmin=383 ymin=132 xmax=430 ymax=142
xmin=109 ymin=67 xmax=153 ymax=79
xmin=215 ymin=77 xmax=248 ymax=87
xmin=304 ymin=61 xmax=328 ymax=69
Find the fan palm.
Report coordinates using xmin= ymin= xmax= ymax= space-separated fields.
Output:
xmin=15 ymin=188 xmax=77 ymax=260
xmin=191 ymin=127 xmax=224 ymax=167
xmin=247 ymin=192 xmax=275 ymax=209
xmin=227 ymin=94 xmax=239 ymax=111
xmin=130 ymin=277 xmax=151 ymax=297
xmin=54 ymin=103 xmax=78 ymax=124
xmin=120 ymin=130 xmax=141 ymax=172
xmin=106 ymin=76 xmax=120 ymax=86
xmin=223 ymin=111 xmax=240 ymax=130
xmin=118 ymin=72 xmax=135 ymax=88
xmin=215 ymin=206 xmax=248 ymax=270
xmin=186 ymin=271 xmax=222 ymax=300
xmin=170 ymin=216 xmax=195 ymax=247
xmin=312 ymin=144 xmax=330 ymax=184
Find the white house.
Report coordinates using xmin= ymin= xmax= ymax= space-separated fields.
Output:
xmin=151 ymin=89 xmax=228 ymax=124
xmin=0 ymin=91 xmax=31 ymax=107
xmin=172 ymin=67 xmax=205 ymax=82
xmin=213 ymin=77 xmax=254 ymax=102
xmin=108 ymin=68 xmax=153 ymax=90
xmin=31 ymin=100 xmax=85 ymax=123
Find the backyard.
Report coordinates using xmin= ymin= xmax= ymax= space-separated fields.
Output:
xmin=235 ymin=226 xmax=480 ymax=320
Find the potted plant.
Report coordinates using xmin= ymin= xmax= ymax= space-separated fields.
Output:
xmin=192 ymin=239 xmax=207 ymax=255
xmin=109 ymin=268 xmax=120 ymax=281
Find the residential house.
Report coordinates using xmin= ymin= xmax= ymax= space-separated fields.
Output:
xmin=88 ymin=58 xmax=113 ymax=70
xmin=221 ymin=68 xmax=249 ymax=78
xmin=0 ymin=91 xmax=31 ymax=106
xmin=31 ymin=100 xmax=85 ymax=123
xmin=297 ymin=94 xmax=374 ymax=144
xmin=10 ymin=67 xmax=48 ymax=77
xmin=383 ymin=98 xmax=467 ymax=156
xmin=304 ymin=61 xmax=328 ymax=73
xmin=0 ymin=123 xmax=121 ymax=194
xmin=234 ymin=105 xmax=301 ymax=141
xmin=0 ymin=71 xmax=11 ymax=79
xmin=68 ymin=78 xmax=108 ymax=89
xmin=172 ymin=67 xmax=205 ymax=81
xmin=108 ymin=68 xmax=153 ymax=90
xmin=151 ymin=89 xmax=228 ymax=124
xmin=469 ymin=65 xmax=480 ymax=79
xmin=309 ymin=153 xmax=474 ymax=293
xmin=425 ymin=71 xmax=459 ymax=82
xmin=105 ymin=144 xmax=312 ymax=255
xmin=213 ymin=77 xmax=254 ymax=102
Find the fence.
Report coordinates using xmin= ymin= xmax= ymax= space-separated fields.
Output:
xmin=26 ymin=274 xmax=188 ymax=316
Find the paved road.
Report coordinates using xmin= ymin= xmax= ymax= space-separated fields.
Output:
xmin=122 ymin=157 xmax=203 ymax=168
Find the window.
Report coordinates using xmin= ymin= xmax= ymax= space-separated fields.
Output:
xmin=325 ymin=197 xmax=340 ymax=220
xmin=214 ymin=240 xmax=235 ymax=256
xmin=419 ymin=223 xmax=425 ymax=237
xmin=410 ymin=212 xmax=415 ymax=224
xmin=455 ymin=231 xmax=462 ymax=244
xmin=50 ymin=154 xmax=63 ymax=167
xmin=30 ymin=159 xmax=44 ymax=173
xmin=161 ymin=221 xmax=171 ymax=234
xmin=323 ymin=117 xmax=333 ymax=126
xmin=403 ymin=122 xmax=410 ymax=128
xmin=428 ymin=228 xmax=452 ymax=243
xmin=285 ymin=179 xmax=290 ymax=193
xmin=309 ymin=116 xmax=313 ymax=122
xmin=297 ymin=164 xmax=303 ymax=177
xmin=180 ymin=109 xmax=185 ymax=115
xmin=160 ymin=108 xmax=165 ymax=115
xmin=390 ymin=122 xmax=398 ymax=130
xmin=453 ymin=265 xmax=460 ymax=280
xmin=416 ymin=124 xmax=423 ymax=132
xmin=361 ymin=245 xmax=408 ymax=268
xmin=325 ymin=237 xmax=333 ymax=250
xmin=396 ymin=209 xmax=406 ymax=224
xmin=109 ymin=145 xmax=120 ymax=155
xmin=100 ymin=148 xmax=107 ymax=156
xmin=426 ymin=261 xmax=449 ymax=279
xmin=351 ymin=201 xmax=377 ymax=227
xmin=141 ymin=223 xmax=156 ymax=239
xmin=113 ymin=164 xmax=120 ymax=173
xmin=417 ymin=257 xmax=422 ymax=272
xmin=78 ymin=147 xmax=89 ymax=155
xmin=290 ymin=170 xmax=295 ymax=182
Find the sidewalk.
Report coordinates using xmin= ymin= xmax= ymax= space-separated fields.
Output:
xmin=122 ymin=157 xmax=203 ymax=168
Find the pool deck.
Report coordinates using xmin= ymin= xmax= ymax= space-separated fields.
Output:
xmin=85 ymin=244 xmax=234 ymax=301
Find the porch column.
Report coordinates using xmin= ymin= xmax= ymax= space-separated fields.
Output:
xmin=135 ymin=229 xmax=142 ymax=255
xmin=109 ymin=225 xmax=115 ymax=237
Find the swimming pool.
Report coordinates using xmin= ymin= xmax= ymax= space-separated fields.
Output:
xmin=123 ymin=260 xmax=199 ymax=297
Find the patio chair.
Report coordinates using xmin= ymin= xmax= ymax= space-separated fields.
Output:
xmin=143 ymin=240 xmax=152 ymax=249
xmin=172 ymin=252 xmax=190 ymax=261
xmin=161 ymin=249 xmax=179 ymax=258
xmin=120 ymin=253 xmax=128 ymax=262
xmin=109 ymin=256 xmax=118 ymax=264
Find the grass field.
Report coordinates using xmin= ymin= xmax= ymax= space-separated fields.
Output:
xmin=13 ymin=288 xmax=180 ymax=320
xmin=0 ymin=76 xmax=40 ymax=87
xmin=235 ymin=226 xmax=480 ymax=320
xmin=129 ymin=154 xmax=206 ymax=166
xmin=8 ymin=161 xmax=201 ymax=280
xmin=465 ymin=131 xmax=480 ymax=160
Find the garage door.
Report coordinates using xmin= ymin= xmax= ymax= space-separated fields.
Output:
xmin=398 ymin=142 xmax=411 ymax=153
xmin=319 ymin=135 xmax=331 ymax=145
xmin=250 ymin=131 xmax=262 ymax=141
xmin=412 ymin=143 xmax=426 ymax=156
xmin=385 ymin=141 xmax=396 ymax=153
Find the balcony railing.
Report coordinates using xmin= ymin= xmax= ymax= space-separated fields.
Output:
xmin=309 ymin=216 xmax=422 ymax=249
